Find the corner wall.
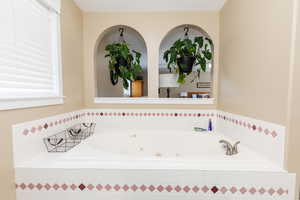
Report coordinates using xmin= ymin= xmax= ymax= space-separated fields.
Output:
xmin=219 ymin=0 xmax=294 ymax=125
xmin=0 ymin=0 xmax=84 ymax=199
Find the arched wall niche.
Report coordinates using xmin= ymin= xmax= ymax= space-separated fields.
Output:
xmin=94 ymin=25 xmax=148 ymax=97
xmin=159 ymin=24 xmax=214 ymax=98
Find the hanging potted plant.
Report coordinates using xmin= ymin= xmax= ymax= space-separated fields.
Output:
xmin=105 ymin=42 xmax=142 ymax=89
xmin=163 ymin=36 xmax=213 ymax=84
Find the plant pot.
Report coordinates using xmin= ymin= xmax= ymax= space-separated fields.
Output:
xmin=110 ymin=57 xmax=128 ymax=85
xmin=177 ymin=56 xmax=196 ymax=74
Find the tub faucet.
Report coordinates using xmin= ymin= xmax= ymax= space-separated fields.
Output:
xmin=219 ymin=140 xmax=240 ymax=156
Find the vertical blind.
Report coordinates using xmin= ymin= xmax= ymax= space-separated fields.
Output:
xmin=0 ymin=0 xmax=61 ymax=99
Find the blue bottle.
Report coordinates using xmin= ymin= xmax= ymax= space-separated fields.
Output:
xmin=208 ymin=119 xmax=213 ymax=131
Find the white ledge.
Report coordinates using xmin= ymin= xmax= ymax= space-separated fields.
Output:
xmin=94 ymin=97 xmax=214 ymax=105
xmin=0 ymin=96 xmax=64 ymax=111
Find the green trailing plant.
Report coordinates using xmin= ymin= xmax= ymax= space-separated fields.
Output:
xmin=105 ymin=42 xmax=142 ymax=89
xmin=163 ymin=36 xmax=213 ymax=84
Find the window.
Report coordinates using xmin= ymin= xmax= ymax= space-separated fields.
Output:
xmin=0 ymin=0 xmax=62 ymax=110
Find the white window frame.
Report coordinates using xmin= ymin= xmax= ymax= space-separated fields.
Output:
xmin=0 ymin=0 xmax=63 ymax=111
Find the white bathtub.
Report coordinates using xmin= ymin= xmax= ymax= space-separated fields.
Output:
xmin=17 ymin=130 xmax=284 ymax=172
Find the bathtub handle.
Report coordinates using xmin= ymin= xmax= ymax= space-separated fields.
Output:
xmin=47 ymin=138 xmax=63 ymax=146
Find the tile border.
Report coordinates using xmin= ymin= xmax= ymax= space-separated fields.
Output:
xmin=15 ymin=183 xmax=288 ymax=196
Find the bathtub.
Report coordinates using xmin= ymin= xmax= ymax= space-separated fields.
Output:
xmin=17 ymin=130 xmax=283 ymax=172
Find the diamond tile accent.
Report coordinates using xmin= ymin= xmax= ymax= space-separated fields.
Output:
xmin=96 ymin=184 xmax=103 ymax=191
xmin=277 ymin=188 xmax=284 ymax=195
xmin=211 ymin=186 xmax=218 ymax=194
xmin=105 ymin=184 xmax=112 ymax=191
xmin=61 ymin=184 xmax=68 ymax=191
xmin=201 ymin=186 xmax=209 ymax=193
xmin=78 ymin=184 xmax=86 ymax=191
xmin=230 ymin=187 xmax=237 ymax=194
xmin=70 ymin=184 xmax=77 ymax=190
xmin=249 ymin=187 xmax=256 ymax=194
xmin=157 ymin=185 xmax=164 ymax=192
xmin=239 ymin=187 xmax=247 ymax=194
xmin=53 ymin=184 xmax=60 ymax=190
xmin=140 ymin=185 xmax=147 ymax=192
xmin=220 ymin=187 xmax=228 ymax=194
xmin=259 ymin=187 xmax=266 ymax=194
xmin=166 ymin=185 xmax=173 ymax=192
xmin=148 ymin=185 xmax=155 ymax=192
xmin=36 ymin=183 xmax=43 ymax=190
xmin=44 ymin=184 xmax=51 ymax=190
xmin=192 ymin=186 xmax=199 ymax=193
xmin=28 ymin=183 xmax=35 ymax=190
xmin=175 ymin=185 xmax=182 ymax=192
xmin=113 ymin=184 xmax=120 ymax=191
xmin=122 ymin=185 xmax=129 ymax=191
xmin=22 ymin=129 xmax=29 ymax=136
xmin=20 ymin=183 xmax=26 ymax=190
xmin=87 ymin=184 xmax=94 ymax=191
xmin=183 ymin=186 xmax=190 ymax=193
xmin=131 ymin=185 xmax=138 ymax=192
xmin=268 ymin=188 xmax=275 ymax=195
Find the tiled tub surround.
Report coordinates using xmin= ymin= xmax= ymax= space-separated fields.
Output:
xmin=15 ymin=169 xmax=295 ymax=200
xmin=13 ymin=109 xmax=295 ymax=200
xmin=216 ymin=110 xmax=286 ymax=168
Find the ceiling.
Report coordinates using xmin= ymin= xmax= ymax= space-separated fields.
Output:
xmin=73 ymin=0 xmax=227 ymax=12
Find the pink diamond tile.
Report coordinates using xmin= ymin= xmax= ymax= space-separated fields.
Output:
xmin=271 ymin=131 xmax=278 ymax=138
xmin=258 ymin=187 xmax=266 ymax=194
xmin=249 ymin=187 xmax=256 ymax=194
xmin=277 ymin=188 xmax=284 ymax=195
xmin=264 ymin=129 xmax=270 ymax=135
xmin=240 ymin=187 xmax=247 ymax=194
xmin=131 ymin=185 xmax=138 ymax=192
xmin=140 ymin=185 xmax=147 ymax=192
xmin=183 ymin=186 xmax=190 ymax=193
xmin=148 ymin=185 xmax=155 ymax=192
xmin=22 ymin=129 xmax=29 ymax=135
xmin=201 ymin=186 xmax=209 ymax=193
xmin=258 ymin=126 xmax=263 ymax=132
xmin=28 ymin=183 xmax=34 ymax=190
xmin=49 ymin=122 xmax=53 ymax=127
xmin=175 ymin=185 xmax=181 ymax=192
xmin=87 ymin=184 xmax=94 ymax=191
xmin=105 ymin=184 xmax=111 ymax=191
xmin=96 ymin=184 xmax=103 ymax=191
xmin=220 ymin=187 xmax=228 ymax=194
xmin=70 ymin=184 xmax=77 ymax=190
xmin=30 ymin=127 xmax=36 ymax=133
xmin=61 ymin=184 xmax=68 ymax=191
xmin=113 ymin=184 xmax=120 ymax=191
xmin=192 ymin=186 xmax=199 ymax=193
xmin=43 ymin=123 xmax=48 ymax=129
xmin=268 ymin=188 xmax=275 ymax=195
xmin=166 ymin=185 xmax=173 ymax=192
xmin=122 ymin=185 xmax=129 ymax=191
xmin=53 ymin=184 xmax=60 ymax=190
xmin=157 ymin=185 xmax=164 ymax=192
xmin=44 ymin=184 xmax=51 ymax=190
xmin=20 ymin=183 xmax=26 ymax=190
xmin=230 ymin=187 xmax=237 ymax=194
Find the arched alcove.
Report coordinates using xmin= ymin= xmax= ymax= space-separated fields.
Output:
xmin=95 ymin=25 xmax=148 ymax=97
xmin=159 ymin=24 xmax=214 ymax=98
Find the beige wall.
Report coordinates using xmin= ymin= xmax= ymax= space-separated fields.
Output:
xmin=219 ymin=0 xmax=294 ymax=125
xmin=286 ymin=0 xmax=300 ymax=196
xmin=83 ymin=11 xmax=219 ymax=109
xmin=0 ymin=0 xmax=84 ymax=199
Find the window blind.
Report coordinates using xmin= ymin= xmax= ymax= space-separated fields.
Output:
xmin=0 ymin=0 xmax=61 ymax=99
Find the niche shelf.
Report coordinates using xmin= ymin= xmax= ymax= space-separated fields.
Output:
xmin=94 ymin=25 xmax=148 ymax=98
